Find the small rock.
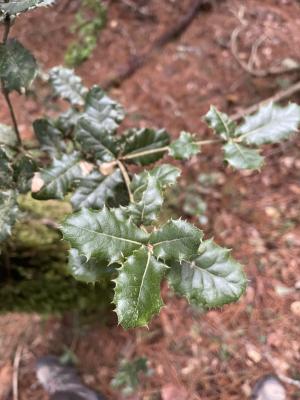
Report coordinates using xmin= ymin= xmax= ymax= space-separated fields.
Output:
xmin=290 ymin=301 xmax=300 ymax=316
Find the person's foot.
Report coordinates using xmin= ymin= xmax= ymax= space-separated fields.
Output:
xmin=251 ymin=375 xmax=286 ymax=400
xmin=36 ymin=356 xmax=105 ymax=400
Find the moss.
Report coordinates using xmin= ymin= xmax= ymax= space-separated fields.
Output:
xmin=0 ymin=195 xmax=112 ymax=314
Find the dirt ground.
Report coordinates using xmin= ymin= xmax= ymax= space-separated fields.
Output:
xmin=1 ymin=0 xmax=300 ymax=399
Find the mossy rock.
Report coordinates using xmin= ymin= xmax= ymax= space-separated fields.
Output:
xmin=0 ymin=196 xmax=113 ymax=314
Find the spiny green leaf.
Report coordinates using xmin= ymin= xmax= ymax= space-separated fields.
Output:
xmin=0 ymin=39 xmax=37 ymax=92
xmin=223 ymin=142 xmax=264 ymax=170
xmin=168 ymin=239 xmax=247 ymax=308
xmin=149 ymin=219 xmax=203 ymax=262
xmin=32 ymin=152 xmax=83 ymax=200
xmin=0 ymin=147 xmax=14 ymax=189
xmin=33 ymin=118 xmax=64 ymax=155
xmin=71 ymin=169 xmax=128 ymax=211
xmin=120 ymin=128 xmax=170 ymax=165
xmin=122 ymin=174 xmax=163 ymax=225
xmin=0 ymin=124 xmax=17 ymax=148
xmin=0 ymin=0 xmax=55 ymax=16
xmin=56 ymin=108 xmax=81 ymax=133
xmin=131 ymin=164 xmax=180 ymax=194
xmin=113 ymin=247 xmax=168 ymax=329
xmin=0 ymin=189 xmax=19 ymax=242
xmin=61 ymin=207 xmax=149 ymax=263
xmin=169 ymin=131 xmax=199 ymax=160
xmin=204 ymin=106 xmax=237 ymax=139
xmin=239 ymin=102 xmax=300 ymax=145
xmin=49 ymin=67 xmax=87 ymax=106
xmin=68 ymin=248 xmax=116 ymax=283
xmin=13 ymin=155 xmax=36 ymax=193
xmin=76 ymin=86 xmax=123 ymax=161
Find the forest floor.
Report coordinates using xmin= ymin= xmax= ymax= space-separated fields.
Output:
xmin=1 ymin=0 xmax=300 ymax=399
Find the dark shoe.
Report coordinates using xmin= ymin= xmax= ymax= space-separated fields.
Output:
xmin=36 ymin=356 xmax=106 ymax=400
xmin=251 ymin=375 xmax=286 ymax=400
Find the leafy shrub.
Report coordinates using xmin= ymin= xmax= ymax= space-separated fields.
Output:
xmin=1 ymin=1 xmax=300 ymax=327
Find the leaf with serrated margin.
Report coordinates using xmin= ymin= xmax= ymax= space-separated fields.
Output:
xmin=49 ymin=67 xmax=87 ymax=106
xmin=71 ymin=169 xmax=128 ymax=210
xmin=0 ymin=190 xmax=19 ymax=242
xmin=131 ymin=164 xmax=180 ymax=193
xmin=33 ymin=118 xmax=64 ymax=156
xmin=0 ymin=147 xmax=14 ymax=189
xmin=204 ymin=106 xmax=237 ymax=139
xmin=0 ymin=0 xmax=55 ymax=16
xmin=0 ymin=39 xmax=37 ymax=92
xmin=239 ymin=102 xmax=300 ymax=145
xmin=123 ymin=175 xmax=163 ymax=225
xmin=32 ymin=152 xmax=82 ymax=200
xmin=169 ymin=131 xmax=199 ymax=160
xmin=168 ymin=239 xmax=247 ymax=308
xmin=61 ymin=207 xmax=149 ymax=263
xmin=56 ymin=108 xmax=81 ymax=133
xmin=121 ymin=128 xmax=170 ymax=165
xmin=150 ymin=219 xmax=203 ymax=262
xmin=68 ymin=248 xmax=117 ymax=283
xmin=223 ymin=142 xmax=264 ymax=170
xmin=113 ymin=247 xmax=168 ymax=329
xmin=76 ymin=86 xmax=124 ymax=161
xmin=0 ymin=124 xmax=17 ymax=148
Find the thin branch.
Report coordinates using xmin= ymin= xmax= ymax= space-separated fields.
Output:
xmin=117 ymin=160 xmax=134 ymax=203
xmin=13 ymin=345 xmax=23 ymax=400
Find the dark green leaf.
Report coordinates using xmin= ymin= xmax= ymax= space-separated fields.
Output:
xmin=56 ymin=108 xmax=81 ymax=133
xmin=0 ymin=39 xmax=37 ymax=92
xmin=113 ymin=247 xmax=167 ymax=328
xmin=121 ymin=128 xmax=170 ymax=165
xmin=71 ymin=169 xmax=128 ymax=210
xmin=131 ymin=164 xmax=180 ymax=193
xmin=33 ymin=118 xmax=64 ymax=155
xmin=168 ymin=239 xmax=247 ymax=308
xmin=49 ymin=66 xmax=87 ymax=106
xmin=0 ymin=189 xmax=19 ymax=242
xmin=111 ymin=357 xmax=149 ymax=395
xmin=169 ymin=131 xmax=199 ymax=160
xmin=32 ymin=152 xmax=82 ymax=200
xmin=150 ymin=219 xmax=203 ymax=262
xmin=68 ymin=248 xmax=116 ymax=283
xmin=61 ymin=207 xmax=149 ymax=263
xmin=0 ymin=147 xmax=14 ymax=189
xmin=239 ymin=102 xmax=300 ymax=145
xmin=223 ymin=142 xmax=264 ymax=170
xmin=0 ymin=0 xmax=55 ymax=16
xmin=204 ymin=106 xmax=237 ymax=139
xmin=0 ymin=124 xmax=17 ymax=148
xmin=13 ymin=155 xmax=36 ymax=193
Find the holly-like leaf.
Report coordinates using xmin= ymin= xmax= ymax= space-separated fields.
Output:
xmin=49 ymin=67 xmax=87 ymax=106
xmin=32 ymin=152 xmax=82 ymax=200
xmin=61 ymin=207 xmax=149 ymax=263
xmin=68 ymin=248 xmax=116 ymax=283
xmin=131 ymin=164 xmax=180 ymax=193
xmin=0 ymin=147 xmax=14 ymax=189
xmin=239 ymin=102 xmax=300 ymax=145
xmin=0 ymin=189 xmax=19 ymax=242
xmin=169 ymin=131 xmax=200 ymax=160
xmin=223 ymin=142 xmax=264 ymax=170
xmin=113 ymin=247 xmax=168 ymax=329
xmin=149 ymin=219 xmax=203 ymax=262
xmin=0 ymin=124 xmax=17 ymax=148
xmin=168 ymin=239 xmax=246 ymax=308
xmin=121 ymin=128 xmax=170 ymax=165
xmin=13 ymin=155 xmax=36 ymax=193
xmin=56 ymin=108 xmax=81 ymax=133
xmin=33 ymin=118 xmax=64 ymax=155
xmin=71 ymin=169 xmax=128 ymax=211
xmin=0 ymin=0 xmax=55 ymax=16
xmin=204 ymin=106 xmax=237 ymax=139
xmin=76 ymin=86 xmax=124 ymax=161
xmin=0 ymin=39 xmax=37 ymax=92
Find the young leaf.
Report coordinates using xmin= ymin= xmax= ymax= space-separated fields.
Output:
xmin=0 ymin=147 xmax=14 ymax=189
xmin=76 ymin=86 xmax=124 ymax=161
xmin=0 ymin=124 xmax=17 ymax=148
xmin=68 ymin=248 xmax=116 ymax=283
xmin=239 ymin=102 xmax=300 ymax=145
xmin=131 ymin=164 xmax=180 ymax=193
xmin=168 ymin=239 xmax=246 ymax=308
xmin=205 ymin=106 xmax=237 ymax=139
xmin=223 ymin=142 xmax=264 ymax=170
xmin=32 ymin=152 xmax=82 ymax=200
xmin=0 ymin=0 xmax=55 ymax=16
xmin=113 ymin=247 xmax=168 ymax=329
xmin=149 ymin=219 xmax=203 ymax=262
xmin=60 ymin=207 xmax=149 ymax=263
xmin=33 ymin=118 xmax=64 ymax=155
xmin=169 ymin=131 xmax=199 ymax=160
xmin=0 ymin=39 xmax=37 ymax=92
xmin=122 ymin=174 xmax=163 ymax=225
xmin=71 ymin=169 xmax=128 ymax=210
xmin=120 ymin=128 xmax=170 ymax=165
xmin=0 ymin=190 xmax=19 ymax=242
xmin=49 ymin=67 xmax=87 ymax=106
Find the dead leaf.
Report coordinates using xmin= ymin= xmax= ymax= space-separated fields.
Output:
xmin=161 ymin=384 xmax=188 ymax=400
xmin=290 ymin=301 xmax=300 ymax=317
xmin=246 ymin=344 xmax=262 ymax=363
xmin=31 ymin=172 xmax=44 ymax=193
xmin=79 ymin=161 xmax=94 ymax=176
